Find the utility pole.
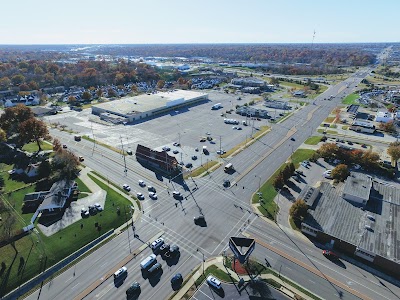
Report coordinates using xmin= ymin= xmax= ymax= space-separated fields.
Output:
xmin=219 ymin=135 xmax=222 ymax=155
xmin=120 ymin=135 xmax=128 ymax=175
xmin=90 ymin=122 xmax=96 ymax=154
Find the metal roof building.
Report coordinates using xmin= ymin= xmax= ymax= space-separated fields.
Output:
xmin=301 ymin=175 xmax=400 ymax=275
xmin=91 ymin=90 xmax=208 ymax=123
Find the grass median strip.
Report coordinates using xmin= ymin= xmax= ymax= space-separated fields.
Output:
xmin=189 ymin=160 xmax=220 ymax=178
xmin=304 ymin=136 xmax=321 ymax=145
xmin=252 ymin=149 xmax=315 ymax=219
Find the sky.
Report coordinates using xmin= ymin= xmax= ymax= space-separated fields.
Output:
xmin=1 ymin=0 xmax=399 ymax=44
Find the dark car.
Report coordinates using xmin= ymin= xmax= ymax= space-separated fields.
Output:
xmin=194 ymin=215 xmax=206 ymax=226
xmin=165 ymin=245 xmax=180 ymax=259
xmin=323 ymin=250 xmax=339 ymax=260
xmin=223 ymin=179 xmax=230 ymax=187
xmin=171 ymin=273 xmax=183 ymax=287
xmin=147 ymin=262 xmax=162 ymax=276
xmin=126 ymin=282 xmax=141 ymax=298
xmin=185 ymin=163 xmax=193 ymax=168
xmin=159 ymin=243 xmax=170 ymax=255
xmin=290 ymin=137 xmax=295 ymax=141
xmin=192 ymin=155 xmax=197 ymax=160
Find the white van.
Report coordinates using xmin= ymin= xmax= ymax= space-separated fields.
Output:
xmin=150 ymin=238 xmax=164 ymax=250
xmin=114 ymin=266 xmax=127 ymax=278
xmin=140 ymin=254 xmax=157 ymax=270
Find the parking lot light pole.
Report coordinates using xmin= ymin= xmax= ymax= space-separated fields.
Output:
xmin=197 ymin=248 xmax=205 ymax=274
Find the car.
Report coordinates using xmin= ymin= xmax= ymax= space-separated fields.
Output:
xmin=185 ymin=163 xmax=193 ymax=168
xmin=62 ymin=144 xmax=67 ymax=149
xmin=223 ymin=179 xmax=230 ymax=187
xmin=114 ymin=266 xmax=128 ymax=279
xmin=8 ymin=169 xmax=16 ymax=175
xmin=126 ymin=149 xmax=133 ymax=155
xmin=138 ymin=180 xmax=146 ymax=187
xmin=81 ymin=207 xmax=89 ymax=217
xmin=216 ymin=150 xmax=225 ymax=155
xmin=347 ymin=141 xmax=353 ymax=145
xmin=232 ymin=126 xmax=237 ymax=130
xmin=88 ymin=205 xmax=97 ymax=215
xmin=195 ymin=147 xmax=199 ymax=152
xmin=149 ymin=192 xmax=158 ymax=199
xmin=236 ymin=127 xmax=242 ymax=130
xmin=94 ymin=203 xmax=103 ymax=211
xmin=323 ymin=170 xmax=333 ymax=179
xmin=192 ymin=155 xmax=198 ymax=160
xmin=171 ymin=273 xmax=183 ymax=287
xmin=165 ymin=245 xmax=180 ymax=258
xmin=206 ymin=275 xmax=221 ymax=289
xmin=194 ymin=215 xmax=206 ymax=225
xmin=123 ymin=184 xmax=131 ymax=191
xmin=148 ymin=186 xmax=156 ymax=192
xmin=173 ymin=142 xmax=180 ymax=147
xmin=200 ymin=137 xmax=206 ymax=142
xmin=78 ymin=156 xmax=84 ymax=162
xmin=162 ymin=146 xmax=171 ymax=151
xmin=159 ymin=243 xmax=170 ymax=255
xmin=206 ymin=132 xmax=211 ymax=135
xmin=173 ymin=150 xmax=179 ymax=154
xmin=322 ymin=250 xmax=339 ymax=260
xmin=136 ymin=192 xmax=145 ymax=200
xmin=290 ymin=137 xmax=295 ymax=141
xmin=150 ymin=238 xmax=164 ymax=250
xmin=126 ymin=281 xmax=141 ymax=297
xmin=301 ymin=162 xmax=309 ymax=168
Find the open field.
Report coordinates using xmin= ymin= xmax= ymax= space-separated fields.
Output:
xmin=22 ymin=141 xmax=53 ymax=153
xmin=342 ymin=93 xmax=359 ymax=105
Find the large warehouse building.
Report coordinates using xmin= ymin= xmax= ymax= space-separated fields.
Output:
xmin=91 ymin=90 xmax=208 ymax=123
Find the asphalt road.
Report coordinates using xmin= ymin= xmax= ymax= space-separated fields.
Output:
xmin=24 ymin=56 xmax=400 ymax=300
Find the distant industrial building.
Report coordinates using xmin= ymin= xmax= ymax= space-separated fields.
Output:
xmin=91 ymin=90 xmax=208 ymax=123
xmin=231 ymin=78 xmax=266 ymax=87
xmin=375 ymin=111 xmax=394 ymax=123
xmin=346 ymin=104 xmax=359 ymax=118
xmin=301 ymin=173 xmax=400 ymax=275
xmin=236 ymin=106 xmax=269 ymax=118
xmin=264 ymin=100 xmax=289 ymax=110
xmin=349 ymin=119 xmax=375 ymax=134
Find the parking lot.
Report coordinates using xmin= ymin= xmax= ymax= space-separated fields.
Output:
xmin=192 ymin=280 xmax=290 ymax=300
xmin=44 ymin=90 xmax=296 ymax=169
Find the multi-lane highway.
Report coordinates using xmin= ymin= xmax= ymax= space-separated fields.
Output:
xmin=24 ymin=58 xmax=400 ymax=300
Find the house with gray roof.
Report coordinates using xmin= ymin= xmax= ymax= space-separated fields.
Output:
xmin=301 ymin=173 xmax=400 ymax=276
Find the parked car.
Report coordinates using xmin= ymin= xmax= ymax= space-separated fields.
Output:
xmin=323 ymin=170 xmax=333 ymax=179
xmin=173 ymin=142 xmax=180 ymax=147
xmin=94 ymin=203 xmax=103 ymax=211
xmin=173 ymin=149 xmax=179 ymax=154
xmin=206 ymin=275 xmax=222 ymax=289
xmin=162 ymin=146 xmax=171 ymax=151
xmin=159 ymin=243 xmax=170 ymax=255
xmin=192 ymin=155 xmax=198 ymax=160
xmin=290 ymin=137 xmax=295 ymax=141
xmin=194 ymin=215 xmax=206 ymax=226
xmin=171 ymin=273 xmax=183 ymax=287
xmin=81 ymin=207 xmax=89 ymax=217
xmin=150 ymin=238 xmax=164 ymax=250
xmin=123 ymin=184 xmax=131 ymax=191
xmin=62 ymin=144 xmax=67 ymax=149
xmin=195 ymin=147 xmax=199 ymax=152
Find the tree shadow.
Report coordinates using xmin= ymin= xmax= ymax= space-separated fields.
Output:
xmin=0 ymin=247 xmax=18 ymax=297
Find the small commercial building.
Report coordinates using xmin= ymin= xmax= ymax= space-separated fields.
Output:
xmin=375 ymin=111 xmax=394 ymax=123
xmin=231 ymin=78 xmax=266 ymax=87
xmin=301 ymin=173 xmax=400 ymax=276
xmin=91 ymin=90 xmax=208 ymax=123
xmin=349 ymin=119 xmax=375 ymax=134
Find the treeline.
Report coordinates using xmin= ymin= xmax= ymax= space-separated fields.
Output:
xmin=89 ymin=44 xmax=376 ymax=66
xmin=0 ymin=60 xmax=160 ymax=91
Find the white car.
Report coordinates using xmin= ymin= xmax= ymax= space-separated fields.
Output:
xmin=206 ymin=275 xmax=221 ymax=289
xmin=323 ymin=170 xmax=333 ymax=179
xmin=81 ymin=207 xmax=89 ymax=217
xmin=123 ymin=184 xmax=131 ymax=191
xmin=94 ymin=203 xmax=103 ymax=211
xmin=114 ymin=266 xmax=127 ymax=278
xmin=138 ymin=180 xmax=146 ymax=187
xmin=149 ymin=192 xmax=158 ymax=199
xmin=136 ymin=192 xmax=145 ymax=200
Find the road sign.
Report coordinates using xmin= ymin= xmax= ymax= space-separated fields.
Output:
xmin=229 ymin=236 xmax=255 ymax=264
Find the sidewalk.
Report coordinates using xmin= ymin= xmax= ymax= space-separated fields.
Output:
xmin=171 ymin=256 xmax=315 ymax=300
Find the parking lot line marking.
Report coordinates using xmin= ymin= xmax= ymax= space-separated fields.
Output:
xmin=197 ymin=287 xmax=214 ymax=299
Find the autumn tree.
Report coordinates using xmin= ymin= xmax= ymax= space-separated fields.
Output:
xmin=19 ymin=118 xmax=49 ymax=151
xmin=378 ymin=121 xmax=396 ymax=133
xmin=361 ymin=150 xmax=380 ymax=170
xmin=11 ymin=74 xmax=25 ymax=86
xmin=387 ymin=142 xmax=400 ymax=167
xmin=51 ymin=150 xmax=79 ymax=180
xmin=68 ymin=96 xmax=76 ymax=106
xmin=82 ymin=91 xmax=91 ymax=101
xmin=0 ymin=128 xmax=5 ymax=142
xmin=0 ymin=77 xmax=11 ymax=90
xmin=289 ymin=200 xmax=308 ymax=225
xmin=273 ymin=172 xmax=285 ymax=189
xmin=331 ymin=164 xmax=350 ymax=181
xmin=317 ymin=143 xmax=339 ymax=160
xmin=96 ymin=89 xmax=103 ymax=98
xmin=53 ymin=138 xmax=62 ymax=152
xmin=0 ymin=104 xmax=34 ymax=136
xmin=157 ymin=80 xmax=165 ymax=89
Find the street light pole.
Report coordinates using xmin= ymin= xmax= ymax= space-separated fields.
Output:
xmin=197 ymin=248 xmax=205 ymax=274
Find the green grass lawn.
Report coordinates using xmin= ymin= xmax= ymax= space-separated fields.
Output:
xmin=75 ymin=177 xmax=91 ymax=193
xmin=342 ymin=93 xmax=359 ymax=105
xmin=1 ymin=172 xmax=32 ymax=193
xmin=324 ymin=116 xmax=335 ymax=123
xmin=304 ymin=136 xmax=321 ymax=145
xmin=0 ymin=174 xmax=132 ymax=296
xmin=22 ymin=141 xmax=53 ymax=153
xmin=317 ymin=129 xmax=338 ymax=135
xmin=252 ymin=149 xmax=315 ymax=219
